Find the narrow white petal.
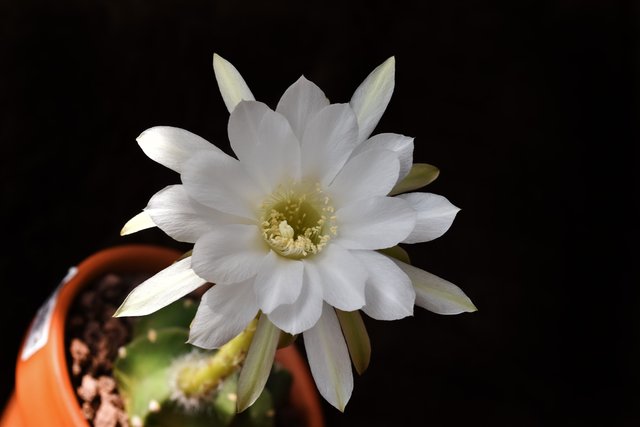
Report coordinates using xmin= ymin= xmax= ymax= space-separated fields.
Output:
xmin=213 ymin=53 xmax=255 ymax=113
xmin=188 ymin=280 xmax=258 ymax=349
xmin=350 ymin=57 xmax=395 ymax=143
xmin=303 ymin=304 xmax=353 ymax=412
xmin=276 ymin=76 xmax=330 ymax=141
xmin=392 ymin=259 xmax=477 ymax=314
xmin=352 ymin=250 xmax=415 ymax=320
xmin=120 ymin=211 xmax=156 ymax=236
xmin=351 ymin=133 xmax=414 ymax=181
xmin=301 ymin=103 xmax=359 ymax=186
xmin=397 ymin=193 xmax=460 ymax=243
xmin=254 ymin=251 xmax=304 ymax=314
xmin=137 ymin=126 xmax=222 ymax=173
xmin=229 ymin=101 xmax=301 ymax=191
xmin=145 ymin=185 xmax=246 ymax=243
xmin=114 ymin=257 xmax=206 ymax=317
xmin=236 ymin=315 xmax=280 ymax=412
xmin=192 ymin=225 xmax=268 ymax=284
xmin=181 ymin=150 xmax=263 ymax=219
xmin=335 ymin=196 xmax=416 ymax=250
xmin=268 ymin=267 xmax=324 ymax=335
xmin=329 ymin=148 xmax=400 ymax=207
xmin=309 ymin=244 xmax=366 ymax=311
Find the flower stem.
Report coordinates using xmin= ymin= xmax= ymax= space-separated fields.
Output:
xmin=176 ymin=317 xmax=258 ymax=399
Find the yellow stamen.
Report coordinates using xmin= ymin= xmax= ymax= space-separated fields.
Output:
xmin=260 ymin=182 xmax=337 ymax=259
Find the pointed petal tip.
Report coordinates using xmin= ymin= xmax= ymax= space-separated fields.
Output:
xmin=212 ymin=53 xmax=255 ymax=112
xmin=112 ymin=304 xmax=136 ymax=318
xmin=212 ymin=52 xmax=225 ymax=65
xmin=120 ymin=211 xmax=155 ymax=236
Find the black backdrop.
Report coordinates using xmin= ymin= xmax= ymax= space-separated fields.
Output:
xmin=1 ymin=1 xmax=637 ymax=425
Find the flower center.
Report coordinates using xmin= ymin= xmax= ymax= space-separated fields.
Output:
xmin=260 ymin=183 xmax=337 ymax=259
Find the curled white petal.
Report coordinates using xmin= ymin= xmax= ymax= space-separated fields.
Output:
xmin=192 ymin=225 xmax=268 ymax=285
xmin=254 ymin=251 xmax=304 ymax=314
xmin=137 ymin=126 xmax=221 ymax=173
xmin=350 ymin=56 xmax=395 ymax=143
xmin=213 ymin=53 xmax=255 ymax=113
xmin=114 ymin=257 xmax=206 ymax=317
xmin=145 ymin=185 xmax=247 ymax=243
xmin=276 ymin=76 xmax=330 ymax=141
xmin=229 ymin=101 xmax=301 ymax=192
xmin=307 ymin=245 xmax=366 ymax=311
xmin=301 ymin=103 xmax=359 ymax=186
xmin=352 ymin=133 xmax=414 ymax=181
xmin=188 ymin=280 xmax=258 ymax=349
xmin=303 ymin=304 xmax=353 ymax=412
xmin=335 ymin=196 xmax=416 ymax=250
xmin=329 ymin=148 xmax=400 ymax=207
xmin=398 ymin=192 xmax=460 ymax=243
xmin=120 ymin=211 xmax=156 ymax=236
xmin=352 ymin=250 xmax=415 ymax=320
xmin=267 ymin=268 xmax=323 ymax=335
xmin=392 ymin=259 xmax=477 ymax=314
xmin=181 ymin=150 xmax=263 ymax=219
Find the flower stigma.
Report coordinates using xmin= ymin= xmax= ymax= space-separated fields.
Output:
xmin=260 ymin=182 xmax=337 ymax=259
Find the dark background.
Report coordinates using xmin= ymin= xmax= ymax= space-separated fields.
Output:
xmin=1 ymin=0 xmax=637 ymax=425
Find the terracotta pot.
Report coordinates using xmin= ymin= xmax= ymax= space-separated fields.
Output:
xmin=0 ymin=245 xmax=323 ymax=427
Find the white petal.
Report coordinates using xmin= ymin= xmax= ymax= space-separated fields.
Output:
xmin=335 ymin=196 xmax=416 ymax=250
xmin=181 ymin=150 xmax=263 ymax=219
xmin=329 ymin=148 xmax=400 ymax=207
xmin=308 ymin=244 xmax=366 ymax=311
xmin=229 ymin=101 xmax=301 ymax=192
xmin=213 ymin=53 xmax=255 ymax=113
xmin=192 ymin=225 xmax=268 ymax=284
xmin=137 ymin=126 xmax=222 ymax=173
xmin=350 ymin=57 xmax=395 ymax=143
xmin=276 ymin=76 xmax=330 ymax=141
xmin=228 ymin=100 xmax=269 ymax=161
xmin=188 ymin=280 xmax=258 ymax=349
xmin=301 ymin=103 xmax=359 ymax=186
xmin=268 ymin=266 xmax=324 ymax=335
xmin=145 ymin=185 xmax=246 ymax=243
xmin=120 ymin=211 xmax=156 ymax=236
xmin=254 ymin=251 xmax=304 ymax=314
xmin=303 ymin=304 xmax=353 ymax=412
xmin=392 ymin=259 xmax=477 ymax=314
xmin=114 ymin=257 xmax=206 ymax=317
xmin=352 ymin=250 xmax=415 ymax=320
xmin=397 ymin=193 xmax=461 ymax=243
xmin=351 ymin=133 xmax=414 ymax=181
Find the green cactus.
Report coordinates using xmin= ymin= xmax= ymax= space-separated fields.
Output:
xmin=113 ymin=299 xmax=292 ymax=427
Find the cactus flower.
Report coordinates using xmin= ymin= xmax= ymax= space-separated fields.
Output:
xmin=116 ymin=54 xmax=476 ymax=411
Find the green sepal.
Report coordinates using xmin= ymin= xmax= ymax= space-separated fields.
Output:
xmin=378 ymin=245 xmax=411 ymax=264
xmin=390 ymin=163 xmax=440 ymax=195
xmin=236 ymin=316 xmax=280 ymax=412
xmin=335 ymin=310 xmax=371 ymax=375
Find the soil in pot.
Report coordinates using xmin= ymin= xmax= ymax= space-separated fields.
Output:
xmin=65 ymin=272 xmax=305 ymax=427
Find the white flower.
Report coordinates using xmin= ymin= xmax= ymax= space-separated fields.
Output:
xmin=116 ymin=54 xmax=476 ymax=411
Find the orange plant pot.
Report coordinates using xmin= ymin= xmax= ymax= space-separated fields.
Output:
xmin=0 ymin=245 xmax=323 ymax=427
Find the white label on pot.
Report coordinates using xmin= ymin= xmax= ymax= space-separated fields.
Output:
xmin=21 ymin=267 xmax=78 ymax=361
